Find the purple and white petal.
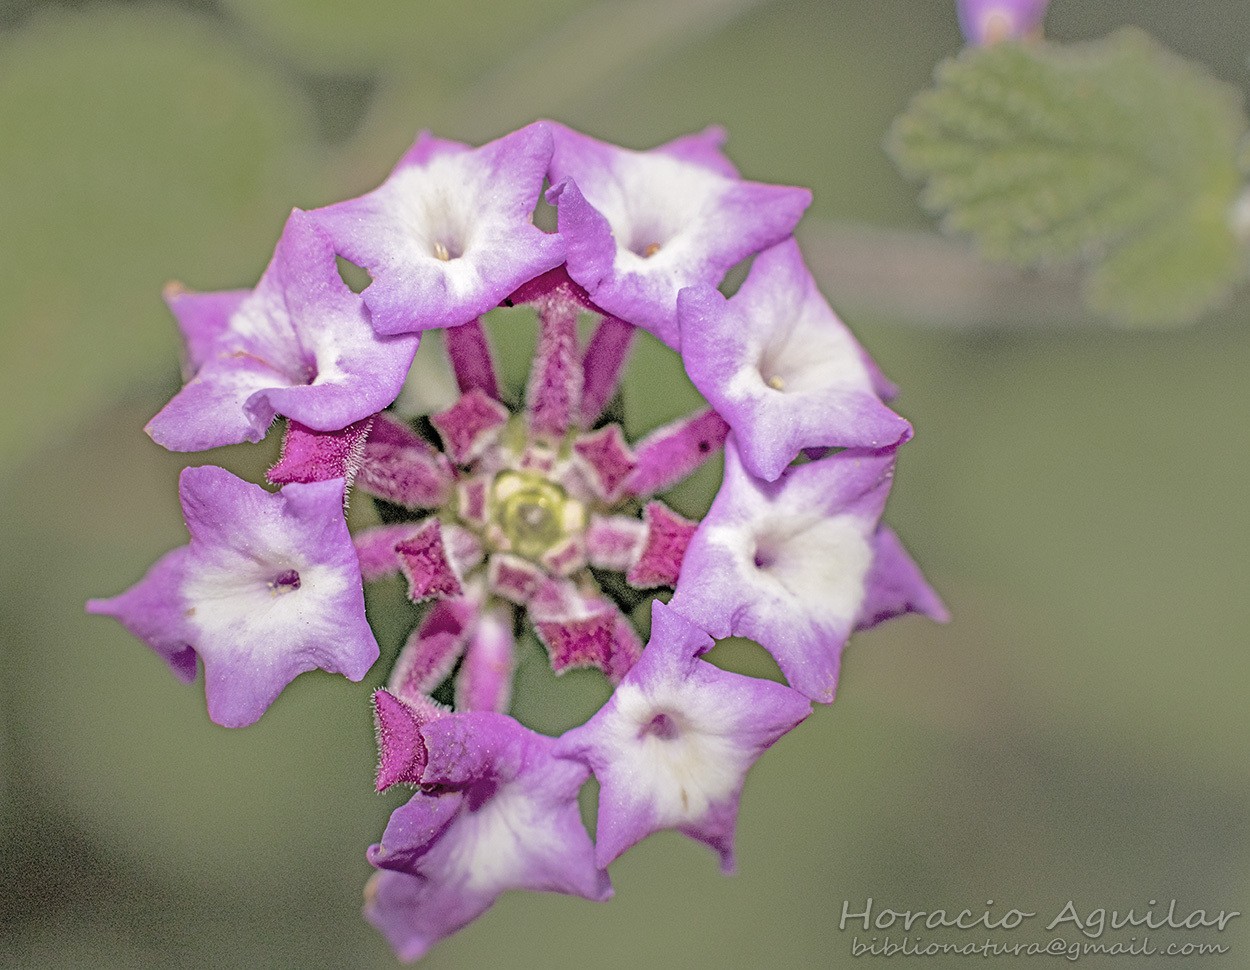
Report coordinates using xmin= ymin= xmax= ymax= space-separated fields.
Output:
xmin=177 ymin=465 xmax=379 ymax=726
xmin=312 ymin=124 xmax=565 ymax=335
xmin=547 ymin=123 xmax=811 ymax=348
xmin=147 ymin=210 xmax=419 ymax=451
xmin=669 ymin=439 xmax=894 ymax=703
xmin=86 ymin=547 xmax=198 ymax=683
xmin=145 ymin=353 xmax=290 ymax=451
xmin=366 ymin=712 xmax=610 ymax=961
xmin=162 ymin=282 xmax=247 ymax=376
xmin=259 ymin=211 xmax=422 ymax=429
xmin=678 ymin=239 xmax=911 ymax=481
xmin=655 ymin=126 xmax=739 ymax=178
xmin=559 ymin=601 xmax=810 ymax=870
xmin=855 ymin=526 xmax=949 ymax=630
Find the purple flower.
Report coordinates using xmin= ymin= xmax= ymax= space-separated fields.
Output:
xmin=957 ymin=0 xmax=1049 ymax=45
xmin=146 ymin=210 xmax=420 ymax=452
xmin=678 ymin=238 xmax=912 ymax=481
xmin=92 ymin=120 xmax=948 ymax=960
xmin=670 ymin=438 xmax=943 ymax=703
xmin=311 ymin=123 xmax=565 ymax=335
xmin=559 ymin=602 xmax=811 ymax=871
xmin=88 ymin=465 xmax=378 ymax=726
xmin=546 ymin=123 xmax=811 ymax=349
xmin=365 ymin=712 xmax=610 ymax=961
xmin=272 ymin=279 xmax=728 ymax=692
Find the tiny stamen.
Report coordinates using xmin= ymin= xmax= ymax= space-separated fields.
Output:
xmin=269 ymin=569 xmax=302 ymax=594
xmin=642 ymin=711 xmax=680 ymax=740
xmin=642 ymin=242 xmax=662 ymax=258
xmin=433 ymin=241 xmax=452 ymax=261
xmin=766 ymin=374 xmax=785 ymax=391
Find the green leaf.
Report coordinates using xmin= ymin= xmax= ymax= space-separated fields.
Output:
xmin=888 ymin=29 xmax=1250 ymax=327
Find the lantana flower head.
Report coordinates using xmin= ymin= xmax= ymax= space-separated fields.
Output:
xmin=90 ymin=119 xmax=944 ymax=961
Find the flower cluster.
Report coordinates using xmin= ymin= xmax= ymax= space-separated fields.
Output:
xmin=89 ymin=121 xmax=945 ymax=960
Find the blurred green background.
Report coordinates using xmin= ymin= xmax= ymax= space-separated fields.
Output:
xmin=1 ymin=0 xmax=1247 ymax=967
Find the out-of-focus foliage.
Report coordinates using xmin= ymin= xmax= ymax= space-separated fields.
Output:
xmin=890 ymin=28 xmax=1249 ymax=326
xmin=0 ymin=7 xmax=318 ymax=480
xmin=219 ymin=0 xmax=596 ymax=76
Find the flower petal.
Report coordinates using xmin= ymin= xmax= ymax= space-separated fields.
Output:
xmin=678 ymin=239 xmax=911 ymax=481
xmin=559 ymin=601 xmax=810 ymax=870
xmin=147 ymin=210 xmax=418 ymax=451
xmin=547 ymin=123 xmax=811 ymax=348
xmin=313 ymin=123 xmax=565 ymax=334
xmin=669 ymin=439 xmax=894 ymax=703
xmin=176 ymin=465 xmax=379 ymax=726
xmin=366 ymin=712 xmax=610 ymax=960
xmin=161 ymin=282 xmax=247 ymax=376
xmin=855 ymin=525 xmax=949 ymax=629
xmin=86 ymin=547 xmax=198 ymax=683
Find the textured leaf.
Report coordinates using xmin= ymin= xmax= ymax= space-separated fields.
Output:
xmin=889 ymin=28 xmax=1249 ymax=326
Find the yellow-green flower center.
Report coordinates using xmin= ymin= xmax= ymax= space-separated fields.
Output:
xmin=490 ymin=470 xmax=584 ymax=561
